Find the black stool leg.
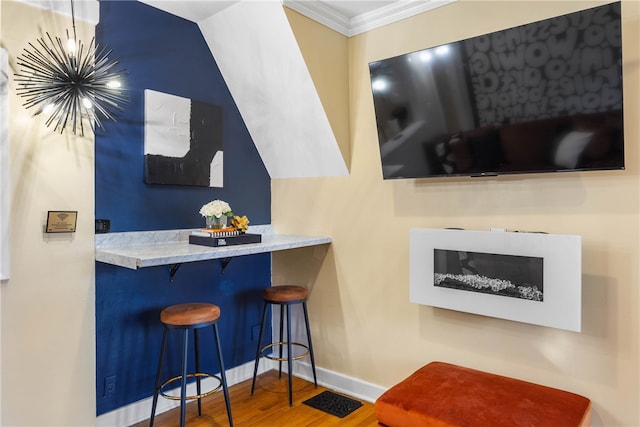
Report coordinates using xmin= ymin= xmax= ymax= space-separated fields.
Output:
xmin=194 ymin=328 xmax=202 ymax=417
xmin=251 ymin=301 xmax=269 ymax=395
xmin=213 ymin=323 xmax=233 ymax=427
xmin=302 ymin=301 xmax=318 ymax=387
xmin=286 ymin=303 xmax=293 ymax=406
xmin=149 ymin=328 xmax=168 ymax=427
xmin=179 ymin=329 xmax=189 ymax=427
xmin=278 ymin=303 xmax=284 ymax=378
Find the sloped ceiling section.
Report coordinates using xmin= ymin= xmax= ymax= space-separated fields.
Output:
xmin=198 ymin=1 xmax=348 ymax=178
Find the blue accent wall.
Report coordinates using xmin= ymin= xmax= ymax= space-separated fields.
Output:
xmin=95 ymin=1 xmax=271 ymax=415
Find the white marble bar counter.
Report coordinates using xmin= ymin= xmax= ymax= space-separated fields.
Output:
xmin=95 ymin=225 xmax=331 ymax=270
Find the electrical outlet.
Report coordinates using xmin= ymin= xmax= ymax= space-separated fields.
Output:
xmin=104 ymin=375 xmax=116 ymax=398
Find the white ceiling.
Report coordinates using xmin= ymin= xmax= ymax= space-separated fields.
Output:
xmin=18 ymin=0 xmax=456 ymax=36
xmin=319 ymin=1 xmax=397 ymax=18
xmin=140 ymin=0 xmax=457 ymax=37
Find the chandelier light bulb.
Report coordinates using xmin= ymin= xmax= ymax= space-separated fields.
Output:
xmin=82 ymin=97 xmax=93 ymax=109
xmin=66 ymin=38 xmax=76 ymax=54
xmin=106 ymin=80 xmax=121 ymax=89
xmin=42 ymin=103 xmax=55 ymax=115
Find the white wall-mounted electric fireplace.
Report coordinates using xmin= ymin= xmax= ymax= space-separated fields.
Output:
xmin=410 ymin=228 xmax=581 ymax=332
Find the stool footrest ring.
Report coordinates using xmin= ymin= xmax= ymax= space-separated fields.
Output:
xmin=261 ymin=342 xmax=309 ymax=362
xmin=159 ymin=372 xmax=222 ymax=401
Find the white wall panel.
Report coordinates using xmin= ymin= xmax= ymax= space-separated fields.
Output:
xmin=199 ymin=1 xmax=348 ymax=179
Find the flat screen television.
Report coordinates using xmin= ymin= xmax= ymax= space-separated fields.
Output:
xmin=369 ymin=2 xmax=624 ymax=179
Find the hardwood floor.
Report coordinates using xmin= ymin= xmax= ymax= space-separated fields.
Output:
xmin=134 ymin=370 xmax=378 ymax=426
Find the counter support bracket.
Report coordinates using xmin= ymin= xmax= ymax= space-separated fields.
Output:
xmin=169 ymin=263 xmax=182 ymax=282
xmin=221 ymin=257 xmax=233 ymax=274
xmin=169 ymin=258 xmax=232 ymax=281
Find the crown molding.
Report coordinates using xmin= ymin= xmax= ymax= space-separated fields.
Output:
xmin=349 ymin=0 xmax=458 ymax=36
xmin=283 ymin=0 xmax=351 ymax=35
xmin=284 ymin=0 xmax=457 ymax=37
xmin=16 ymin=0 xmax=456 ymax=35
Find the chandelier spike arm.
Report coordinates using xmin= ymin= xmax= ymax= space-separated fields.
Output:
xmin=67 ymin=93 xmax=78 ymax=133
xmin=17 ymin=50 xmax=52 ymax=76
xmin=45 ymin=89 xmax=74 ymax=130
xmin=92 ymin=99 xmax=119 ymax=123
xmin=18 ymin=43 xmax=62 ymax=78
xmin=46 ymin=34 xmax=74 ymax=74
xmin=75 ymin=37 xmax=93 ymax=70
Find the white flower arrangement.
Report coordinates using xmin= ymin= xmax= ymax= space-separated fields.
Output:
xmin=199 ymin=200 xmax=233 ymax=219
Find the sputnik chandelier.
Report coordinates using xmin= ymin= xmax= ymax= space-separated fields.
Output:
xmin=14 ymin=0 xmax=127 ymax=136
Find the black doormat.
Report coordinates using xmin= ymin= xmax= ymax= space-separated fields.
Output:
xmin=303 ymin=390 xmax=363 ymax=418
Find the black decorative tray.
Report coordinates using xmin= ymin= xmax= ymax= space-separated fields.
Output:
xmin=188 ymin=233 xmax=262 ymax=247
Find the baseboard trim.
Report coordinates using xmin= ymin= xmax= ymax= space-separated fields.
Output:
xmin=97 ymin=360 xmax=386 ymax=426
xmin=96 ymin=359 xmax=276 ymax=427
xmin=290 ymin=361 xmax=386 ymax=404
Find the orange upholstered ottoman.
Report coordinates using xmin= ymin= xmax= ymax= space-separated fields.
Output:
xmin=375 ymin=362 xmax=591 ymax=427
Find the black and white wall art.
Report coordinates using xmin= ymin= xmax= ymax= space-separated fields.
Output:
xmin=144 ymin=89 xmax=224 ymax=187
xmin=410 ymin=228 xmax=582 ymax=332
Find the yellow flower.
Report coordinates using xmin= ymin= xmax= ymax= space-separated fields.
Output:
xmin=230 ymin=215 xmax=250 ymax=233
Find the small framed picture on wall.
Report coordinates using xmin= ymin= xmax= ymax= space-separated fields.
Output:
xmin=45 ymin=211 xmax=78 ymax=233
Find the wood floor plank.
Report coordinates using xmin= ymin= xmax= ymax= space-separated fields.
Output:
xmin=134 ymin=370 xmax=378 ymax=426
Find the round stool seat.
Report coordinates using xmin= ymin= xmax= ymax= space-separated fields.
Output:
xmin=161 ymin=303 xmax=220 ymax=327
xmin=263 ymin=285 xmax=308 ymax=303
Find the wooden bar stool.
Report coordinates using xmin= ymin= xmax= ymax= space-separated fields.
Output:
xmin=250 ymin=285 xmax=317 ymax=406
xmin=150 ymin=303 xmax=233 ymax=427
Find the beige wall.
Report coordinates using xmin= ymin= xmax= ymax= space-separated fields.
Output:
xmin=279 ymin=1 xmax=639 ymax=426
xmin=285 ymin=8 xmax=351 ymax=168
xmin=1 ymin=2 xmax=96 ymax=425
